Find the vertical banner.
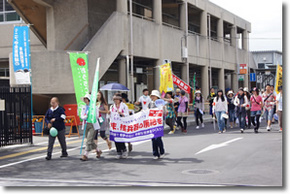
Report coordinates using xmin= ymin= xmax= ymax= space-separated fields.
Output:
xmin=12 ymin=26 xmax=31 ymax=85
xmin=275 ymin=64 xmax=282 ymax=94
xmin=69 ymin=52 xmax=90 ymax=116
xmin=159 ymin=63 xmax=174 ymax=96
xmin=192 ymin=73 xmax=196 ymax=105
xmin=87 ymin=58 xmax=100 ymax=123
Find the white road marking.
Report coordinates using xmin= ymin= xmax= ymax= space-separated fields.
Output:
xmin=195 ymin=137 xmax=243 ymax=155
xmin=0 ymin=139 xmax=151 ymax=169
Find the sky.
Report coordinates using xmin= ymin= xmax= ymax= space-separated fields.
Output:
xmin=209 ymin=0 xmax=283 ymax=52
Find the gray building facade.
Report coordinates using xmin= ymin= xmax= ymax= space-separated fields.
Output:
xmin=1 ymin=0 xmax=254 ymax=114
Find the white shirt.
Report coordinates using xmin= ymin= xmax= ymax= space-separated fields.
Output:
xmin=138 ymin=95 xmax=151 ymax=110
xmin=276 ymin=93 xmax=283 ymax=111
xmin=80 ymin=105 xmax=100 ymax=130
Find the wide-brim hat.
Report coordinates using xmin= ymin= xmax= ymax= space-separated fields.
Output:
xmin=243 ymin=87 xmax=249 ymax=92
xmin=175 ymin=88 xmax=181 ymax=93
xmin=113 ymin=95 xmax=122 ymax=101
xmin=81 ymin=94 xmax=91 ymax=102
xmin=195 ymin=90 xmax=201 ymax=94
xmin=150 ymin=90 xmax=161 ymax=99
xmin=227 ymin=90 xmax=234 ymax=96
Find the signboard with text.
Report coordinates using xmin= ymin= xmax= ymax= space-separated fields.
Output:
xmin=239 ymin=64 xmax=247 ymax=74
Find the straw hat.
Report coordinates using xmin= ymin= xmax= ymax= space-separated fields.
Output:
xmin=150 ymin=90 xmax=161 ymax=99
xmin=81 ymin=94 xmax=91 ymax=102
xmin=175 ymin=88 xmax=181 ymax=93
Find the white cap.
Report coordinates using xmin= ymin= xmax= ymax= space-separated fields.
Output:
xmin=150 ymin=90 xmax=161 ymax=99
xmin=81 ymin=94 xmax=91 ymax=102
xmin=244 ymin=87 xmax=249 ymax=92
xmin=195 ymin=90 xmax=201 ymax=94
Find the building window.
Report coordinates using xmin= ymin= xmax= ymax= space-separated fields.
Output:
xmin=258 ymin=63 xmax=265 ymax=69
xmin=0 ymin=68 xmax=9 ymax=77
xmin=0 ymin=0 xmax=21 ymax=23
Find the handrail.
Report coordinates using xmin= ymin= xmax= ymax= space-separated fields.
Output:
xmin=162 ymin=22 xmax=181 ymax=30
xmin=128 ymin=12 xmax=155 ymax=22
xmin=64 ymin=23 xmax=89 ymax=50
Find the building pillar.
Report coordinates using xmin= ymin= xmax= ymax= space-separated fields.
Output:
xmin=201 ymin=66 xmax=209 ymax=97
xmin=242 ymin=30 xmax=249 ymax=50
xmin=200 ymin=11 xmax=207 ymax=37
xmin=217 ymin=18 xmax=223 ymax=43
xmin=153 ymin=60 xmax=161 ymax=89
xmin=218 ymin=68 xmax=225 ymax=91
xmin=181 ymin=64 xmax=187 ymax=83
xmin=153 ymin=0 xmax=162 ymax=24
xmin=232 ymin=72 xmax=238 ymax=92
xmin=116 ymin=0 xmax=127 ymax=14
xmin=179 ymin=2 xmax=187 ymax=31
xmin=118 ymin=58 xmax=127 ymax=86
xmin=231 ymin=25 xmax=237 ymax=47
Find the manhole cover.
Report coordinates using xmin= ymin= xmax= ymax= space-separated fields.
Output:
xmin=182 ymin=169 xmax=219 ymax=175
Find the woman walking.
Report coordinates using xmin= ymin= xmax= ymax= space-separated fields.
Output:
xmin=226 ymin=90 xmax=236 ymax=129
xmin=93 ymin=91 xmax=112 ymax=158
xmin=244 ymin=87 xmax=251 ymax=129
xmin=250 ymin=87 xmax=263 ymax=133
xmin=109 ymin=93 xmax=129 ymax=159
xmin=164 ymin=92 xmax=176 ymax=134
xmin=234 ymin=88 xmax=249 ymax=133
xmin=45 ymin=97 xmax=68 ymax=160
xmin=276 ymin=86 xmax=282 ymax=132
xmin=80 ymin=94 xmax=100 ymax=161
xmin=194 ymin=90 xmax=204 ymax=129
xmin=213 ymin=90 xmax=228 ymax=134
xmin=176 ymin=90 xmax=189 ymax=134
xmin=148 ymin=90 xmax=165 ymax=159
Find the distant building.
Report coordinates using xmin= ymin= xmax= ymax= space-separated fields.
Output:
xmin=251 ymin=50 xmax=282 ymax=89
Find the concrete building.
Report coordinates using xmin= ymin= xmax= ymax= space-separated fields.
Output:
xmin=1 ymin=0 xmax=254 ymax=114
xmin=251 ymin=50 xmax=283 ymax=89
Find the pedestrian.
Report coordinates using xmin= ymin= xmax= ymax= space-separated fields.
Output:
xmin=148 ymin=90 xmax=165 ymax=159
xmin=45 ymin=97 xmax=68 ymax=160
xmin=80 ymin=94 xmax=101 ymax=161
xmin=163 ymin=91 xmax=176 ymax=134
xmin=173 ymin=88 xmax=181 ymax=130
xmin=94 ymin=91 xmax=112 ymax=158
xmin=207 ymin=87 xmax=216 ymax=120
xmin=176 ymin=90 xmax=189 ymax=134
xmin=276 ymin=86 xmax=282 ymax=132
xmin=250 ymin=87 xmax=263 ymax=133
xmin=108 ymin=93 xmax=129 ymax=159
xmin=262 ymin=84 xmax=276 ymax=131
xmin=234 ymin=88 xmax=248 ymax=133
xmin=226 ymin=90 xmax=235 ymax=129
xmin=270 ymin=85 xmax=277 ymax=124
xmin=135 ymin=88 xmax=151 ymax=111
xmin=122 ymin=93 xmax=133 ymax=152
xmin=213 ymin=90 xmax=228 ymax=134
xmin=244 ymin=87 xmax=251 ymax=129
xmin=194 ymin=90 xmax=204 ymax=129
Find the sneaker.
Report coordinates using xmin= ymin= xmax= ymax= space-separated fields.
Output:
xmin=240 ymin=128 xmax=244 ymax=133
xmin=153 ymin=156 xmax=159 ymax=160
xmin=218 ymin=131 xmax=222 ymax=134
xmin=115 ymin=155 xmax=122 ymax=159
xmin=122 ymin=151 xmax=128 ymax=159
xmin=96 ymin=150 xmax=102 ymax=158
xmin=183 ymin=130 xmax=187 ymax=134
xmin=201 ymin=123 xmax=205 ymax=128
xmin=196 ymin=126 xmax=200 ymax=129
xmin=267 ymin=126 xmax=271 ymax=131
xmin=168 ymin=130 xmax=175 ymax=134
xmin=254 ymin=128 xmax=258 ymax=133
xmin=80 ymin=155 xmax=88 ymax=161
xmin=160 ymin=154 xmax=165 ymax=159
xmin=230 ymin=126 xmax=233 ymax=129
xmin=223 ymin=129 xmax=226 ymax=133
xmin=60 ymin=154 xmax=68 ymax=158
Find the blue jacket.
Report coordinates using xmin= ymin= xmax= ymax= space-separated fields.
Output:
xmin=45 ymin=106 xmax=66 ymax=131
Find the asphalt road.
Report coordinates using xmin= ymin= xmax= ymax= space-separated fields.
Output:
xmin=0 ymin=120 xmax=283 ymax=187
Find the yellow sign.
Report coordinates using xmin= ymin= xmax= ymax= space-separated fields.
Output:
xmin=275 ymin=64 xmax=282 ymax=94
xmin=159 ymin=63 xmax=174 ymax=95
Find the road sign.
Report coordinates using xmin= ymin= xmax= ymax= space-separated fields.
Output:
xmin=250 ymin=73 xmax=256 ymax=82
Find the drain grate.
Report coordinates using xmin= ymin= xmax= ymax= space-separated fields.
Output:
xmin=182 ymin=169 xmax=219 ymax=175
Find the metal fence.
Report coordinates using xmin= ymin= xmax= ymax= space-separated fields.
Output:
xmin=0 ymin=86 xmax=32 ymax=147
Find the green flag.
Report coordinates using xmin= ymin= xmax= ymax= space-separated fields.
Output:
xmin=87 ymin=58 xmax=100 ymax=123
xmin=192 ymin=73 xmax=196 ymax=105
xmin=69 ymin=52 xmax=89 ymax=116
